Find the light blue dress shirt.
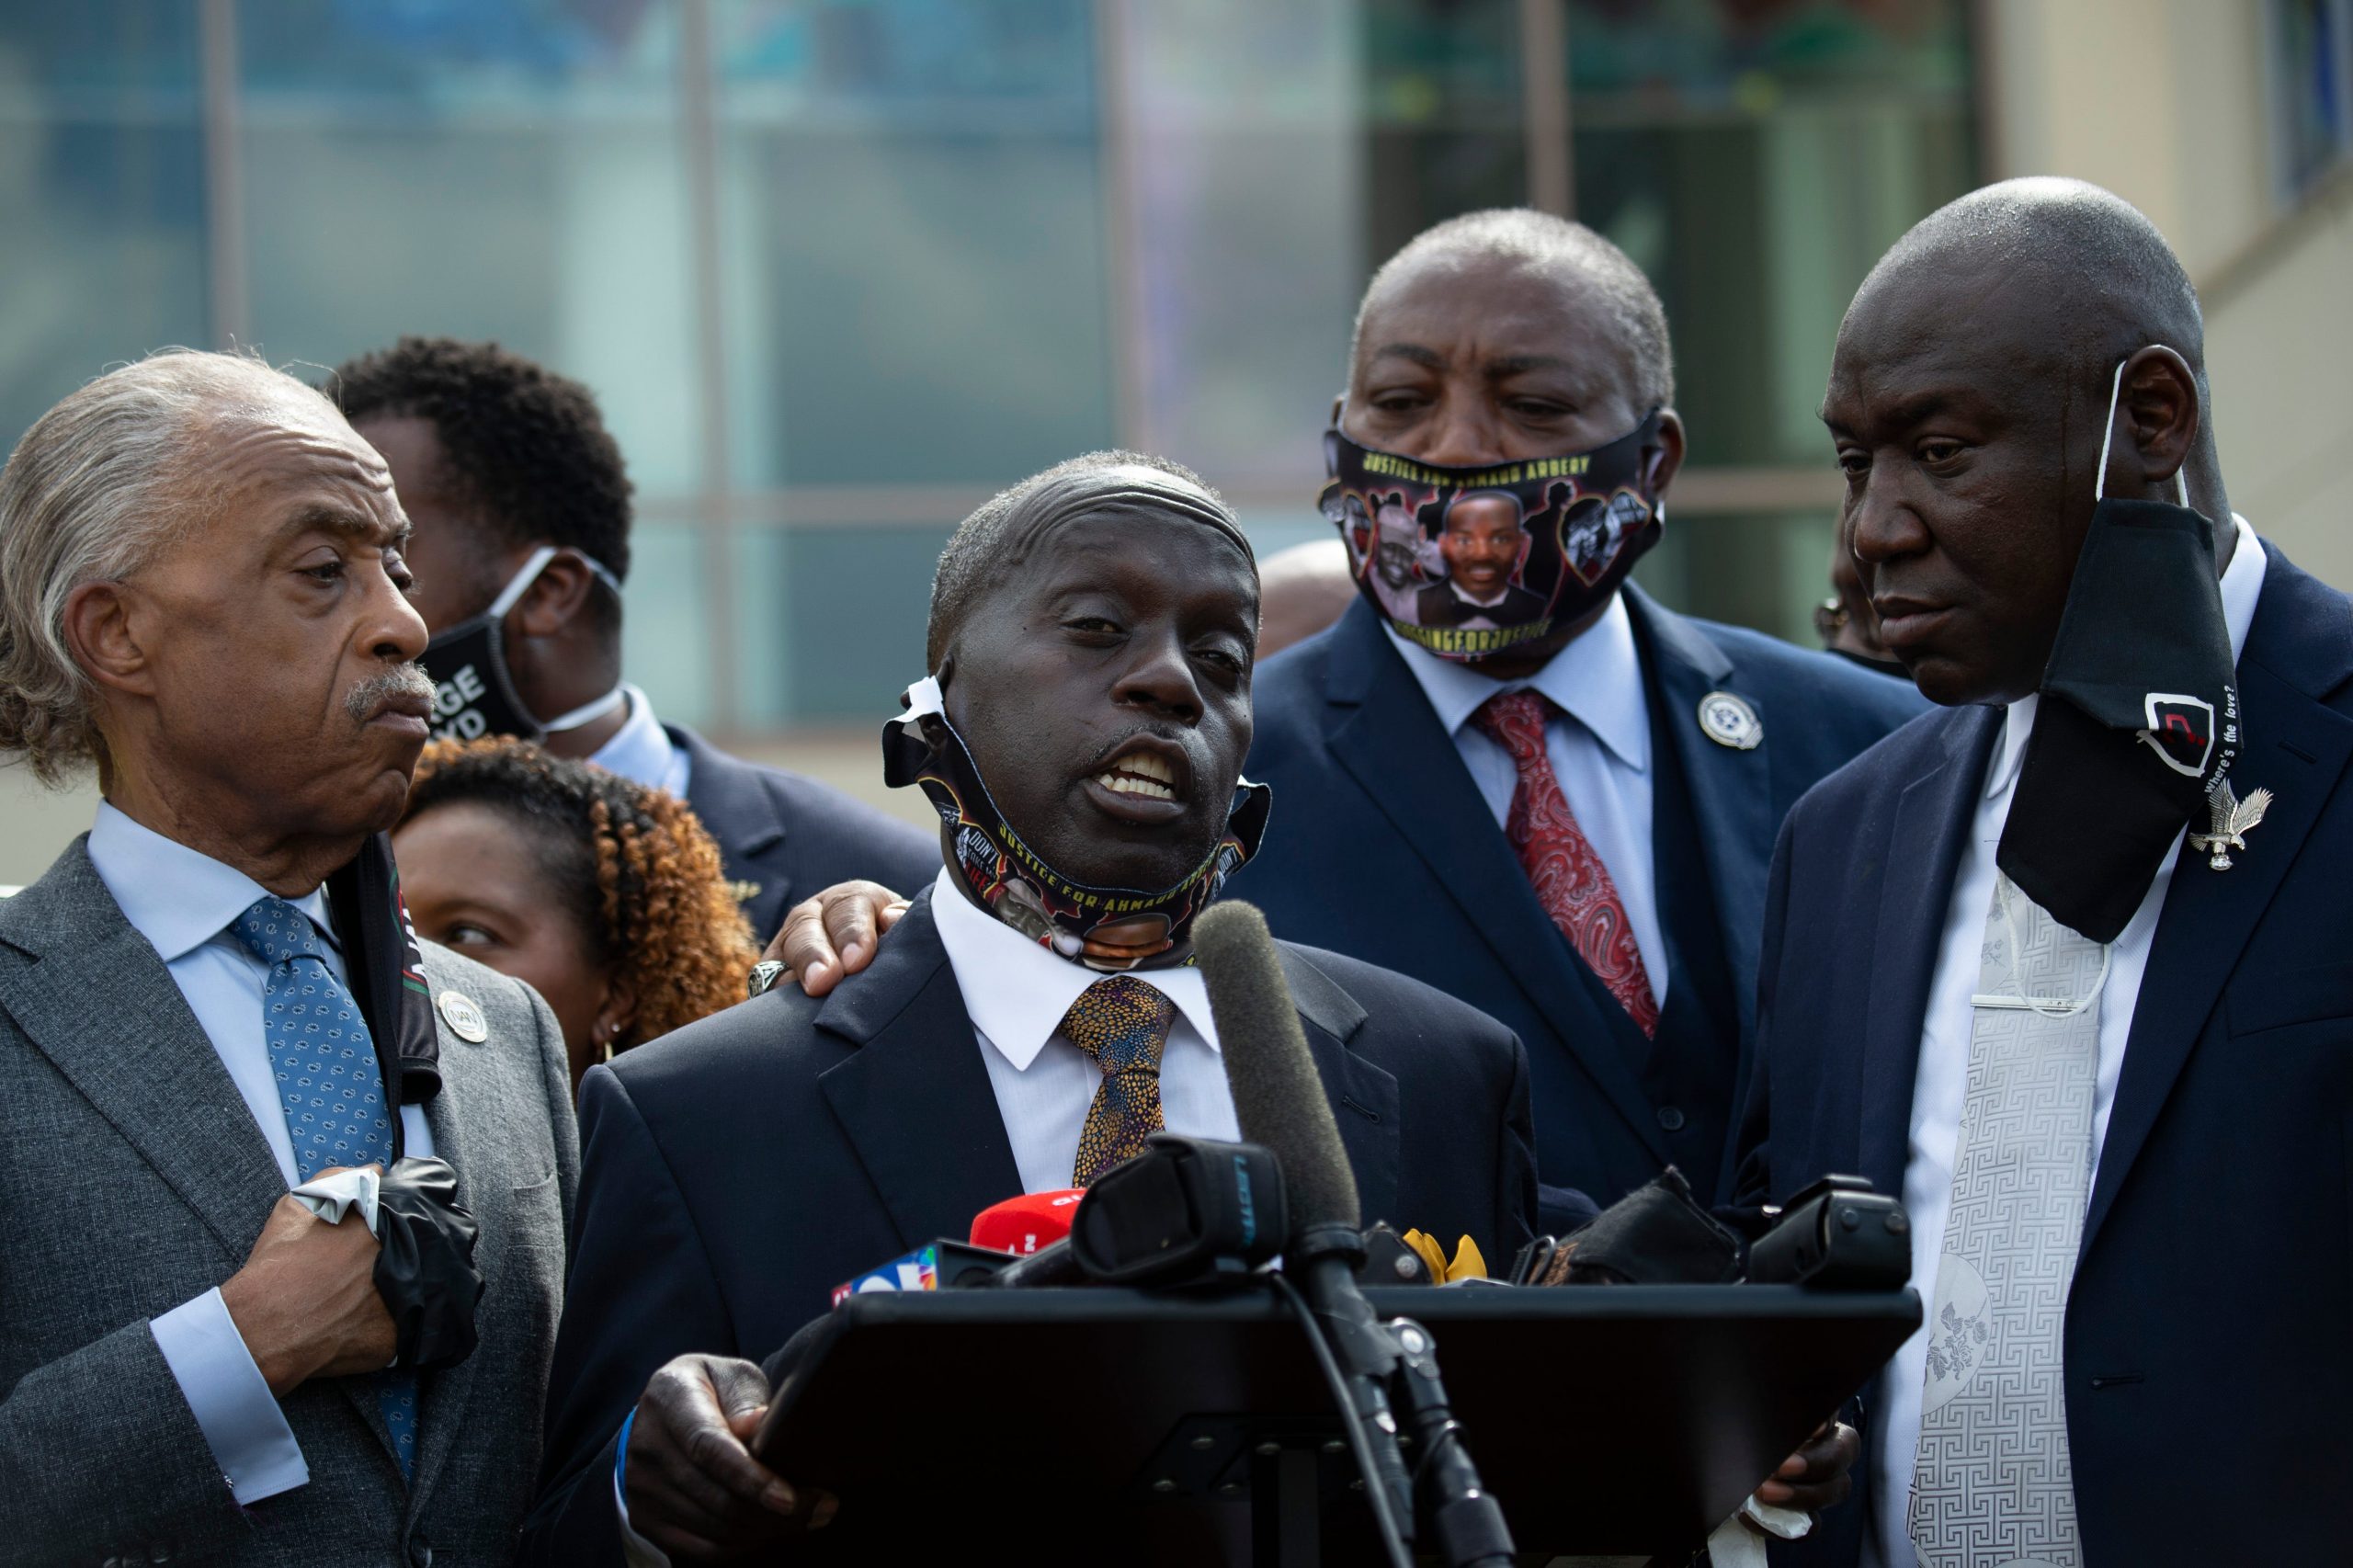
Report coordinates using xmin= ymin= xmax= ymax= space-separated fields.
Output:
xmin=1382 ymin=590 xmax=1669 ymax=1010
xmin=588 ymin=685 xmax=691 ymax=799
xmin=87 ymin=803 xmax=438 ymax=1506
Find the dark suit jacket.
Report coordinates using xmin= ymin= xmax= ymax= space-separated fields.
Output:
xmin=1229 ymin=589 xmax=1924 ymax=1216
xmin=0 ymin=843 xmax=577 ymax=1567
xmin=519 ymin=892 xmax=1538 ymax=1564
xmin=669 ymin=724 xmax=939 ymax=942
xmin=1733 ymin=545 xmax=2353 ymax=1566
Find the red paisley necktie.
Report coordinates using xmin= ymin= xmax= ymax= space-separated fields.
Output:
xmin=1472 ymin=688 xmax=1660 ymax=1037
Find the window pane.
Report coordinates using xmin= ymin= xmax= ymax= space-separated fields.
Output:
xmin=1633 ymin=506 xmax=1841 ymax=649
xmin=234 ymin=0 xmax=699 ymax=494
xmin=714 ymin=1 xmax=1111 ymax=489
xmin=1565 ymin=0 xmax=1976 ymax=467
xmin=0 ymin=3 xmax=206 ymax=445
xmin=726 ymin=521 xmax=951 ymax=725
xmin=620 ymin=517 xmax=716 ymax=731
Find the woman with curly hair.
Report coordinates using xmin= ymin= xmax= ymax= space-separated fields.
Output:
xmin=393 ymin=736 xmax=758 ymax=1088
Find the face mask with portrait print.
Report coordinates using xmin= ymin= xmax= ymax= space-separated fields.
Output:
xmin=1995 ymin=359 xmax=2241 ymax=944
xmin=1319 ymin=408 xmax=1666 ymax=663
xmin=881 ymin=676 xmax=1272 ymax=971
xmin=419 ymin=545 xmax=628 ymax=744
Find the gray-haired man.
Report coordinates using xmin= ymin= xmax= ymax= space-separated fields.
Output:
xmin=0 ymin=351 xmax=576 ymax=1564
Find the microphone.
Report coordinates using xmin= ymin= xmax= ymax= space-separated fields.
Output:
xmin=970 ymin=1188 xmax=1083 ymax=1256
xmin=1192 ymin=901 xmax=1418 ymax=1562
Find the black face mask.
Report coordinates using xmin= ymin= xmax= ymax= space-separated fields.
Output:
xmin=420 ymin=546 xmax=627 ymax=744
xmin=323 ymin=833 xmax=442 ymax=1121
xmin=1996 ymin=366 xmax=2239 ymax=943
xmin=882 ymin=676 xmax=1272 ymax=971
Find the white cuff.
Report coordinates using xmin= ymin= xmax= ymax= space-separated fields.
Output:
xmin=150 ymin=1289 xmax=308 ymax=1504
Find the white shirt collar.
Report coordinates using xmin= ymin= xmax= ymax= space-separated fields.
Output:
xmin=87 ymin=801 xmax=336 ymax=962
xmin=928 ymin=870 xmax=1221 ymax=1072
xmin=587 ymin=685 xmax=680 ymax=794
xmin=1987 ymin=513 xmax=2268 ymax=798
xmin=1382 ymin=589 xmax=1650 ymax=772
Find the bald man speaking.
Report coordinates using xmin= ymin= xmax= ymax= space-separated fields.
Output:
xmin=1733 ymin=178 xmax=2351 ymax=1566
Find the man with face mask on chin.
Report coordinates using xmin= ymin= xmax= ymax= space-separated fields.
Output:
xmin=328 ymin=338 xmax=937 ymax=941
xmin=770 ymin=211 xmax=1926 ymax=1230
xmin=518 ymin=453 xmax=1545 ymax=1565
xmin=1733 ymin=178 xmax=2353 ymax=1567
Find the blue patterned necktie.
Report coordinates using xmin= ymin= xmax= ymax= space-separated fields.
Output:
xmin=229 ymin=895 xmax=418 ymax=1482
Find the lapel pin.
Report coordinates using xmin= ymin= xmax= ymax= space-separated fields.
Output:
xmin=437 ymin=989 xmax=490 ymax=1044
xmin=2189 ymin=776 xmax=2272 ymax=871
xmin=1697 ymin=690 xmax=1763 ymax=751
xmin=729 ymin=879 xmax=763 ymax=905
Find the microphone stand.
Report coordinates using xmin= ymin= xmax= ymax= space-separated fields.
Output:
xmin=1383 ymin=1314 xmax=1515 ymax=1568
xmin=1282 ymin=1222 xmax=1418 ymax=1564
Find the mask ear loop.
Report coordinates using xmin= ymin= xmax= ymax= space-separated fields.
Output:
xmin=2096 ymin=358 xmax=2192 ymax=508
xmin=486 ymin=544 xmax=561 ymax=620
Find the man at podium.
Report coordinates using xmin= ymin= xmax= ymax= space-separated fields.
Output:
xmin=519 ymin=452 xmax=1544 ymax=1565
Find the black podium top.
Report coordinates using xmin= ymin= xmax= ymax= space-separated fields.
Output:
xmin=756 ymin=1282 xmax=1919 ymax=1563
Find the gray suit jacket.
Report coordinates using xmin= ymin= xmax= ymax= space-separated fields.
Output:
xmin=0 ymin=839 xmax=579 ymax=1567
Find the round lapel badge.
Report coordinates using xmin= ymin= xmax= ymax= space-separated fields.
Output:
xmin=437 ymin=989 xmax=490 ymax=1044
xmin=1697 ymin=690 xmax=1763 ymax=751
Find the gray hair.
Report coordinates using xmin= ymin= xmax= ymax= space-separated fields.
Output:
xmin=1351 ymin=208 xmax=1676 ymax=409
xmin=0 ymin=348 xmax=341 ymax=784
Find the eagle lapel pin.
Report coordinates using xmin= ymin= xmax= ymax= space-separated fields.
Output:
xmin=2188 ymin=775 xmax=2273 ymax=871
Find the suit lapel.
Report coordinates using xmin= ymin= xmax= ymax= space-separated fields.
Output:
xmin=2082 ymin=560 xmax=2353 ymax=1254
xmin=1626 ymin=588 xmax=1776 ymax=1042
xmin=816 ymin=897 xmax=1025 ymax=1245
xmin=0 ymin=843 xmax=286 ymax=1262
xmin=404 ymin=1007 xmax=483 ymax=1510
xmin=676 ymin=724 xmax=793 ymax=924
xmin=1857 ymin=709 xmax=1995 ymax=1195
xmin=1276 ymin=946 xmax=1400 ymax=1229
xmin=1319 ymin=602 xmax=1669 ymax=1164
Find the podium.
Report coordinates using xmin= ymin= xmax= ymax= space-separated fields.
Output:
xmin=756 ymin=1282 xmax=1919 ymax=1564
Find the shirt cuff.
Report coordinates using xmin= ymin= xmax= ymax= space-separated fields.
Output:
xmin=615 ymin=1410 xmax=671 ymax=1568
xmin=149 ymin=1289 xmax=308 ymax=1505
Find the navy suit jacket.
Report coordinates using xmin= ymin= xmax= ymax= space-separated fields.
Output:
xmin=669 ymin=723 xmax=939 ymax=941
xmin=1733 ymin=546 xmax=2353 ymax=1566
xmin=519 ymin=892 xmax=1538 ymax=1564
xmin=1229 ymin=589 xmax=1924 ymax=1215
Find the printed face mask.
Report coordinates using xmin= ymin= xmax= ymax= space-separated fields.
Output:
xmin=1995 ymin=361 xmax=2240 ymax=943
xmin=881 ymin=676 xmax=1272 ymax=971
xmin=420 ymin=545 xmax=627 ymax=744
xmin=1319 ymin=409 xmax=1666 ymax=662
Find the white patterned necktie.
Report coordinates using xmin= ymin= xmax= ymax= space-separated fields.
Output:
xmin=1908 ymin=876 xmax=2101 ymax=1566
xmin=230 ymin=896 xmax=418 ymax=1482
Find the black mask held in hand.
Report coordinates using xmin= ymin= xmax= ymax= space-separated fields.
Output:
xmin=373 ymin=1156 xmax=485 ymax=1372
xmin=1997 ymin=364 xmax=2239 ymax=944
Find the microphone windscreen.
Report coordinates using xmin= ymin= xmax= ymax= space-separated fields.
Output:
xmin=1193 ymin=901 xmax=1361 ymax=1234
xmin=969 ymin=1188 xmax=1084 ymax=1255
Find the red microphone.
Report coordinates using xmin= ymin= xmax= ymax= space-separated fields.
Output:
xmin=969 ymin=1189 xmax=1084 ymax=1256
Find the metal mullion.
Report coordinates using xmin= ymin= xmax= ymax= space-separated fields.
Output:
xmin=1519 ymin=0 xmax=1574 ymax=218
xmin=199 ymin=0 xmax=249 ymax=350
xmin=679 ymin=0 xmax=741 ymax=735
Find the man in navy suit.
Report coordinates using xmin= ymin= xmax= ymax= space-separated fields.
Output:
xmin=519 ymin=453 xmax=1541 ymax=1564
xmin=330 ymin=338 xmax=937 ymax=940
xmin=1231 ymin=211 xmax=1923 ymax=1221
xmin=1735 ymin=179 xmax=2349 ymax=1565
xmin=764 ymin=213 xmax=1924 ymax=1227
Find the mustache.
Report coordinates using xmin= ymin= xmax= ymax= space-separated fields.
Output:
xmin=346 ymin=663 xmax=438 ymax=723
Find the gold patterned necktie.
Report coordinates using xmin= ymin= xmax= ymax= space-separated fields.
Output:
xmin=1063 ymin=975 xmax=1176 ymax=1187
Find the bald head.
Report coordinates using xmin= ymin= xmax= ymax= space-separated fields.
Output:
xmin=1351 ymin=209 xmax=1673 ymax=409
xmin=1847 ymin=177 xmax=2206 ymax=408
xmin=1823 ymin=180 xmax=2224 ymax=710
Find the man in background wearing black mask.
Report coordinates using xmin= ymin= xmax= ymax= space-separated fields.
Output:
xmin=1733 ymin=177 xmax=2353 ymax=1567
xmin=769 ymin=212 xmax=1927 ymax=1233
xmin=329 ymin=338 xmax=936 ymax=941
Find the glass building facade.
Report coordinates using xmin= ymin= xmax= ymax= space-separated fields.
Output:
xmin=0 ymin=0 xmax=1975 ymax=740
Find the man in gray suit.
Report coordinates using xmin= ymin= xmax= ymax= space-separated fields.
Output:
xmin=0 ymin=350 xmax=578 ymax=1565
